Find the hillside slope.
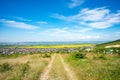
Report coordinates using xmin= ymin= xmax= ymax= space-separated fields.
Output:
xmin=96 ymin=39 xmax=120 ymax=48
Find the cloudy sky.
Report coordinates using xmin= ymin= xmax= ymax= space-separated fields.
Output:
xmin=0 ymin=0 xmax=120 ymax=42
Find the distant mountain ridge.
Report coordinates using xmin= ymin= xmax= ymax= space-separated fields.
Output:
xmin=0 ymin=41 xmax=108 ymax=46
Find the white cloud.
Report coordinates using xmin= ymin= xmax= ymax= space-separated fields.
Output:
xmin=68 ymin=0 xmax=84 ymax=8
xmin=116 ymin=31 xmax=120 ymax=34
xmin=13 ymin=16 xmax=32 ymax=21
xmin=52 ymin=14 xmax=68 ymax=21
xmin=42 ymin=28 xmax=101 ymax=41
xmin=115 ymin=31 xmax=120 ymax=37
xmin=0 ymin=19 xmax=38 ymax=30
xmin=88 ymin=11 xmax=120 ymax=28
xmin=88 ymin=21 xmax=112 ymax=29
xmin=75 ymin=27 xmax=92 ymax=32
xmin=52 ymin=7 xmax=120 ymax=29
xmin=80 ymin=7 xmax=110 ymax=21
xmin=36 ymin=21 xmax=48 ymax=25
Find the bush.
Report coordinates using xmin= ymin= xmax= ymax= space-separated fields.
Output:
xmin=74 ymin=52 xmax=86 ymax=59
xmin=43 ymin=53 xmax=51 ymax=58
xmin=0 ymin=63 xmax=12 ymax=72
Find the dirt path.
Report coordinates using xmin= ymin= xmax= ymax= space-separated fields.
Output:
xmin=40 ymin=54 xmax=78 ymax=80
xmin=59 ymin=54 xmax=78 ymax=80
xmin=40 ymin=54 xmax=56 ymax=80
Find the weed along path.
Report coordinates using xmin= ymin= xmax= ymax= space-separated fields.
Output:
xmin=40 ymin=54 xmax=78 ymax=80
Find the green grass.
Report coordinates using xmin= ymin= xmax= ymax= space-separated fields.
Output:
xmin=63 ymin=53 xmax=120 ymax=80
xmin=96 ymin=39 xmax=120 ymax=48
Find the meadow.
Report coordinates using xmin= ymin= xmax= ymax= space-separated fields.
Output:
xmin=0 ymin=42 xmax=120 ymax=80
xmin=0 ymin=53 xmax=51 ymax=80
xmin=62 ymin=52 xmax=120 ymax=80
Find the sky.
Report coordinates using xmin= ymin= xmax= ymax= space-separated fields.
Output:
xmin=0 ymin=0 xmax=120 ymax=42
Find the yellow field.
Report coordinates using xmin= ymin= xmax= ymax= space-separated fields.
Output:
xmin=15 ymin=44 xmax=93 ymax=48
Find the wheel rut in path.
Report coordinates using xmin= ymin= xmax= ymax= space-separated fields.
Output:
xmin=59 ymin=54 xmax=78 ymax=80
xmin=40 ymin=54 xmax=56 ymax=80
xmin=40 ymin=54 xmax=78 ymax=80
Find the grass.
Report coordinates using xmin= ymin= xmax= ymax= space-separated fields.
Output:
xmin=0 ymin=53 xmax=28 ymax=59
xmin=62 ymin=52 xmax=120 ymax=80
xmin=96 ymin=39 xmax=120 ymax=48
xmin=0 ymin=53 xmax=50 ymax=80
xmin=0 ymin=42 xmax=119 ymax=80
xmin=0 ymin=63 xmax=12 ymax=72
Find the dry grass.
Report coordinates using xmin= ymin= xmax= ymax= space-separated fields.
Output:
xmin=0 ymin=54 xmax=50 ymax=80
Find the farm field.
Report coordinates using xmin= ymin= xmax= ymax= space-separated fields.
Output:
xmin=2 ymin=44 xmax=94 ymax=48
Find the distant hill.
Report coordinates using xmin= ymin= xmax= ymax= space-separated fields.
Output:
xmin=96 ymin=39 xmax=120 ymax=48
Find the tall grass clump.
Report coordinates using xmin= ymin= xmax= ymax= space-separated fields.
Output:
xmin=20 ymin=62 xmax=30 ymax=77
xmin=0 ymin=63 xmax=12 ymax=72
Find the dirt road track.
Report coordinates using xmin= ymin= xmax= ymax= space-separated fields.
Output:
xmin=40 ymin=54 xmax=78 ymax=80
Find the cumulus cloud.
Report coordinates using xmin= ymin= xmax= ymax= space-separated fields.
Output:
xmin=68 ymin=0 xmax=84 ymax=8
xmin=52 ymin=7 xmax=120 ymax=29
xmin=0 ymin=19 xmax=38 ymax=30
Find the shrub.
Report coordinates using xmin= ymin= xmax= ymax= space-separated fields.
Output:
xmin=74 ymin=52 xmax=86 ymax=59
xmin=98 ymin=54 xmax=106 ymax=60
xmin=0 ymin=63 xmax=12 ymax=72
xmin=43 ymin=53 xmax=51 ymax=58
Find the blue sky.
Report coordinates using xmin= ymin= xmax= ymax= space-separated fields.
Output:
xmin=0 ymin=0 xmax=120 ymax=42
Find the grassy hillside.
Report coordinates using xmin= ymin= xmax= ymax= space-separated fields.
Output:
xmin=96 ymin=39 xmax=120 ymax=47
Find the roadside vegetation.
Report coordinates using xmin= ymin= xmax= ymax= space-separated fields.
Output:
xmin=62 ymin=49 xmax=120 ymax=80
xmin=0 ymin=53 xmax=51 ymax=80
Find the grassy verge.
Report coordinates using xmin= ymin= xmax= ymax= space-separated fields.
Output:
xmin=0 ymin=54 xmax=50 ymax=80
xmin=62 ymin=53 xmax=120 ymax=80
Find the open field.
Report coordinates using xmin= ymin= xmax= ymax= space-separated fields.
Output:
xmin=0 ymin=40 xmax=120 ymax=80
xmin=0 ymin=52 xmax=120 ymax=80
xmin=0 ymin=54 xmax=50 ymax=80
xmin=0 ymin=44 xmax=94 ymax=48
